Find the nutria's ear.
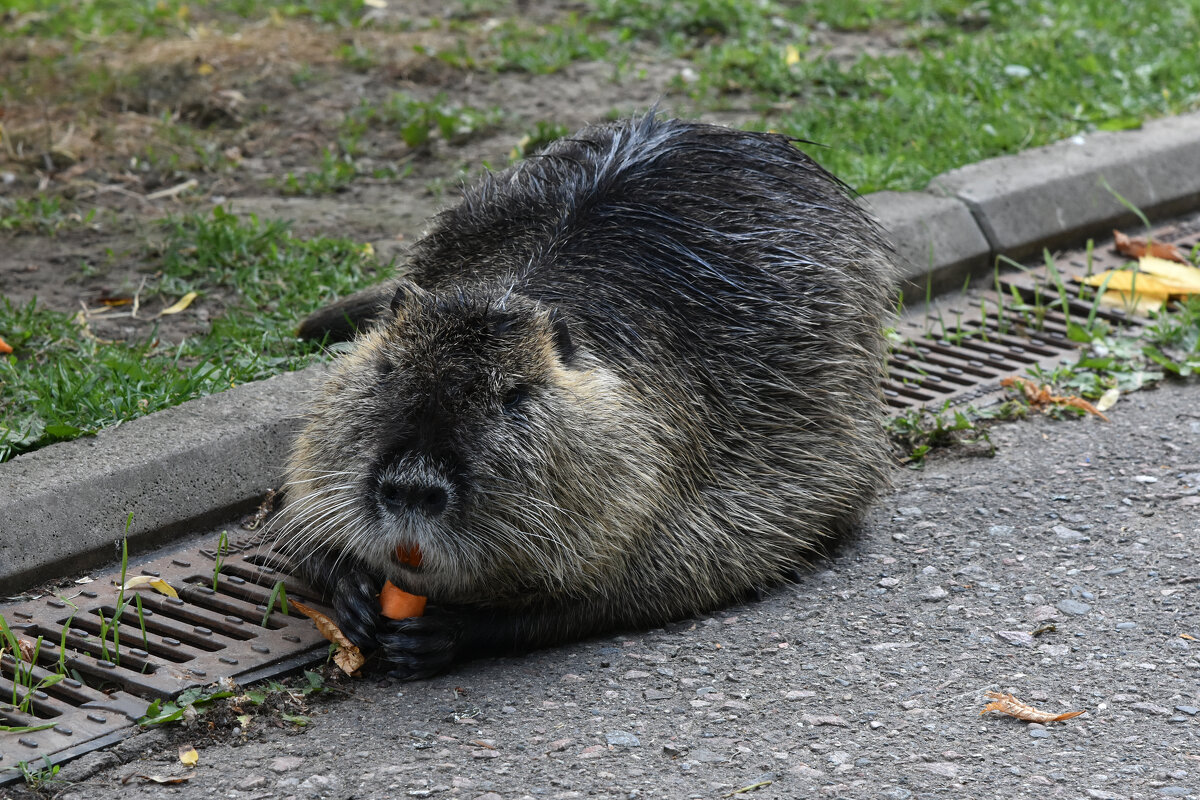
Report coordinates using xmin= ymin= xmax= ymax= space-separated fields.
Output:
xmin=390 ymin=279 xmax=428 ymax=315
xmin=546 ymin=308 xmax=576 ymax=364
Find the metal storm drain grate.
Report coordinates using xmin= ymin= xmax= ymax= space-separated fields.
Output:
xmin=1 ymin=530 xmax=327 ymax=782
xmin=885 ymin=212 xmax=1200 ymax=413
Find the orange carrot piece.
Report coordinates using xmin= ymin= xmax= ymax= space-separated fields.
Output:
xmin=380 ymin=580 xmax=426 ymax=619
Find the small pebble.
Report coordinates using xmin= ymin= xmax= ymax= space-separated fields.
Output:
xmin=1115 ymin=621 xmax=1137 ymax=631
xmin=1056 ymin=599 xmax=1091 ymax=616
xmin=605 ymin=730 xmax=641 ymax=748
xmin=1052 ymin=525 xmax=1088 ymax=542
xmin=922 ymin=586 xmax=948 ymax=601
xmin=1175 ymin=705 xmax=1199 ymax=716
xmin=996 ymin=630 xmax=1034 ymax=647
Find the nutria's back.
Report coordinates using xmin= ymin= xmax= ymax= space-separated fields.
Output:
xmin=278 ymin=115 xmax=896 ymax=679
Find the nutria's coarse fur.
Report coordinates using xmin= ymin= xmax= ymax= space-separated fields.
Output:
xmin=276 ymin=114 xmax=897 ymax=679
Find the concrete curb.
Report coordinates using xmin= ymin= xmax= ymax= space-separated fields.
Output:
xmin=0 ymin=368 xmax=324 ymax=594
xmin=865 ymin=109 xmax=1200 ymax=296
xmin=4 ymin=112 xmax=1200 ymax=593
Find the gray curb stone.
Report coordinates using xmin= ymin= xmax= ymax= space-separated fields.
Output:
xmin=860 ymin=190 xmax=991 ymax=302
xmin=927 ymin=111 xmax=1200 ymax=261
xmin=0 ymin=368 xmax=323 ymax=594
xmin=4 ymin=111 xmax=1200 ymax=593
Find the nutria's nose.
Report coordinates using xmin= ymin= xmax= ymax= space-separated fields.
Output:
xmin=379 ymin=481 xmax=449 ymax=517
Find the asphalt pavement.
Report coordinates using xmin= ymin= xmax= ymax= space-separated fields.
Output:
xmin=29 ymin=376 xmax=1200 ymax=800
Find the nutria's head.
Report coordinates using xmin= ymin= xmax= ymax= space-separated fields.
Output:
xmin=277 ymin=280 xmax=665 ymax=605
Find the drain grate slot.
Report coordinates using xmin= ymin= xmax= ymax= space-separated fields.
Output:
xmin=2 ymin=534 xmax=330 ymax=779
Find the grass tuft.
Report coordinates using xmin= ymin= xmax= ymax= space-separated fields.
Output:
xmin=0 ymin=207 xmax=386 ymax=461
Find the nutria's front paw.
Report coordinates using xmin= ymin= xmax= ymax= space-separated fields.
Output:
xmin=330 ymin=567 xmax=385 ymax=651
xmin=379 ymin=611 xmax=467 ymax=681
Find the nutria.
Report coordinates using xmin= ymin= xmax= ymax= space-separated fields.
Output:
xmin=276 ymin=114 xmax=896 ymax=679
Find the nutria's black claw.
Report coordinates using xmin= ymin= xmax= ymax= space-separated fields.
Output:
xmin=330 ymin=568 xmax=384 ymax=652
xmin=378 ymin=612 xmax=466 ymax=681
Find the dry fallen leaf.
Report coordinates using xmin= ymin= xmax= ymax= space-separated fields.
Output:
xmin=16 ymin=634 xmax=39 ymax=663
xmin=1000 ymin=376 xmax=1109 ymax=422
xmin=1134 ymin=255 xmax=1200 ymax=294
xmin=121 ymin=575 xmax=179 ymax=598
xmin=980 ymin=690 xmax=1086 ymax=723
xmin=1081 ymin=252 xmax=1200 ymax=313
xmin=1114 ymin=229 xmax=1188 ymax=264
xmin=1095 ymin=387 xmax=1120 ymax=413
xmin=290 ymin=599 xmax=365 ymax=674
xmin=0 ymin=336 xmax=12 ymax=355
xmin=178 ymin=745 xmax=199 ymax=767
xmin=157 ymin=291 xmax=199 ymax=317
xmin=135 ymin=774 xmax=193 ymax=784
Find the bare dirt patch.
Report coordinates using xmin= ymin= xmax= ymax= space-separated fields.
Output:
xmin=0 ymin=3 xmax=898 ymax=350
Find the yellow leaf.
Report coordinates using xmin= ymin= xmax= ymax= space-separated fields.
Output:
xmin=1081 ymin=269 xmax=1170 ymax=312
xmin=1135 ymin=255 xmax=1200 ymax=294
xmin=1098 ymin=291 xmax=1165 ymax=314
xmin=360 ymin=242 xmax=375 ymax=257
xmin=364 ymin=0 xmax=388 ymax=7
xmin=178 ymin=745 xmax=199 ymax=767
xmin=268 ymin=7 xmax=283 ymax=24
xmin=159 ymin=291 xmax=199 ymax=316
xmin=1081 ymin=269 xmax=1172 ymax=297
xmin=1096 ymin=387 xmax=1120 ymax=413
xmin=196 ymin=62 xmax=214 ymax=76
xmin=121 ymin=575 xmax=180 ymax=598
xmin=784 ymin=45 xmax=801 ymax=66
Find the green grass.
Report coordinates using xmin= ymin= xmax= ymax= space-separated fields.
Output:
xmin=341 ymin=91 xmax=506 ymax=151
xmin=0 ymin=207 xmax=386 ymax=462
xmin=589 ymin=0 xmax=1200 ymax=192
xmin=1 ymin=0 xmax=369 ymax=39
xmin=11 ymin=1 xmax=1197 ymax=193
xmin=0 ymin=196 xmax=94 ymax=235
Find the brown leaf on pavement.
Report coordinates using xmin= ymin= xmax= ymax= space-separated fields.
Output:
xmin=1000 ymin=376 xmax=1109 ymax=422
xmin=980 ymin=690 xmax=1086 ymax=723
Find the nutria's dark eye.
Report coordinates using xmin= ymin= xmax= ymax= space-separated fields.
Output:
xmin=502 ymin=385 xmax=529 ymax=412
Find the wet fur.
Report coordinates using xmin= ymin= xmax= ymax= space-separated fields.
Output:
xmin=275 ymin=115 xmax=896 ymax=678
